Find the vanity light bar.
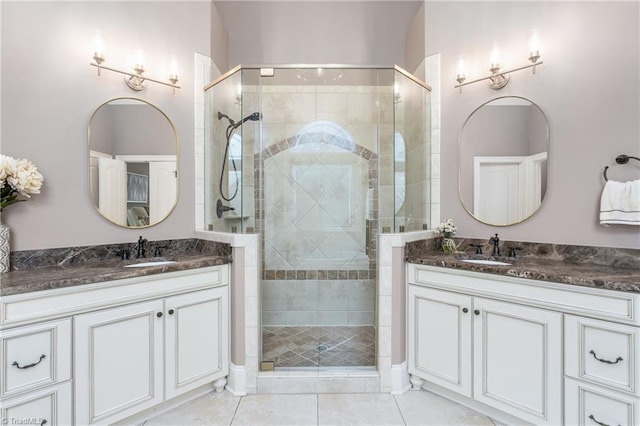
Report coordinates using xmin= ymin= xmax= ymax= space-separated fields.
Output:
xmin=454 ymin=61 xmax=544 ymax=92
xmin=90 ymin=31 xmax=180 ymax=93
xmin=90 ymin=62 xmax=181 ymax=92
xmin=455 ymin=30 xmax=543 ymax=93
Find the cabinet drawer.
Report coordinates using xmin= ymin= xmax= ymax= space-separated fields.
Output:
xmin=565 ymin=378 xmax=638 ymax=426
xmin=0 ymin=381 xmax=72 ymax=426
xmin=1 ymin=319 xmax=71 ymax=399
xmin=565 ymin=315 xmax=639 ymax=395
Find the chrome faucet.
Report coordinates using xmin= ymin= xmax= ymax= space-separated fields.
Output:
xmin=136 ymin=236 xmax=148 ymax=258
xmin=489 ymin=233 xmax=500 ymax=257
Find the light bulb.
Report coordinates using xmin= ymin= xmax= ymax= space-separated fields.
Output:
xmin=134 ymin=49 xmax=145 ymax=72
xmin=529 ymin=29 xmax=542 ymax=63
xmin=490 ymin=43 xmax=502 ymax=72
xmin=456 ymin=55 xmax=466 ymax=80
xmin=93 ymin=30 xmax=104 ymax=65
xmin=169 ymin=55 xmax=179 ymax=83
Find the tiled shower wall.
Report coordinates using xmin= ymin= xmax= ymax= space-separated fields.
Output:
xmin=255 ymin=83 xmax=389 ymax=326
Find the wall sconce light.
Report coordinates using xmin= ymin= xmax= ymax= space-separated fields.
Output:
xmin=394 ymin=82 xmax=401 ymax=104
xmin=454 ymin=30 xmax=544 ymax=93
xmin=90 ymin=31 xmax=180 ymax=93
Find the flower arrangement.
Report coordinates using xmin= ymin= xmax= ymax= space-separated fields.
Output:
xmin=1 ymin=155 xmax=44 ymax=212
xmin=436 ymin=218 xmax=457 ymax=237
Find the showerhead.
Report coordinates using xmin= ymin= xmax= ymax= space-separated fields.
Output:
xmin=230 ymin=112 xmax=262 ymax=130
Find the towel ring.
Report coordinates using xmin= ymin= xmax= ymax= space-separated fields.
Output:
xmin=603 ymin=154 xmax=640 ymax=181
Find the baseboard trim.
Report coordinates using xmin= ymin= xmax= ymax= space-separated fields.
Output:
xmin=390 ymin=361 xmax=411 ymax=395
xmin=226 ymin=362 xmax=247 ymax=396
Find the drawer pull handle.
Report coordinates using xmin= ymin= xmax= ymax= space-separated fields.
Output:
xmin=11 ymin=354 xmax=46 ymax=369
xmin=588 ymin=414 xmax=620 ymax=426
xmin=590 ymin=350 xmax=623 ymax=364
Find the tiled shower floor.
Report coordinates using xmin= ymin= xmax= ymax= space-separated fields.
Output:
xmin=262 ymin=326 xmax=376 ymax=368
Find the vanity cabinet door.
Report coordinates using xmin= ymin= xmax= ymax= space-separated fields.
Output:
xmin=165 ymin=287 xmax=229 ymax=399
xmin=473 ymin=298 xmax=562 ymax=426
xmin=74 ymin=299 xmax=164 ymax=425
xmin=407 ymin=285 xmax=472 ymax=397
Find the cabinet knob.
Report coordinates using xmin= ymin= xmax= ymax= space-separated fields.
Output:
xmin=156 ymin=312 xmax=163 ymax=318
xmin=168 ymin=309 xmax=175 ymax=315
xmin=474 ymin=309 xmax=480 ymax=315
xmin=462 ymin=307 xmax=469 ymax=313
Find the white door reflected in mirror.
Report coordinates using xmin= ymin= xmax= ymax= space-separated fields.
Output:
xmin=459 ymin=96 xmax=549 ymax=226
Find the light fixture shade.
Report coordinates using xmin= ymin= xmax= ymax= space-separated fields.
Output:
xmin=456 ymin=55 xmax=466 ymax=78
xmin=93 ymin=30 xmax=104 ymax=59
xmin=134 ymin=49 xmax=145 ymax=69
xmin=529 ymin=29 xmax=542 ymax=65
xmin=529 ymin=29 xmax=542 ymax=56
xmin=489 ymin=43 xmax=502 ymax=70
xmin=169 ymin=55 xmax=179 ymax=81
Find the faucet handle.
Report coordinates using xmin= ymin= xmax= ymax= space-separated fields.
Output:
xmin=469 ymin=243 xmax=483 ymax=255
xmin=115 ymin=249 xmax=130 ymax=260
xmin=508 ymin=246 xmax=522 ymax=258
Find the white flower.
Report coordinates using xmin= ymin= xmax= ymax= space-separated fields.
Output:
xmin=8 ymin=158 xmax=43 ymax=198
xmin=1 ymin=154 xmax=44 ymax=211
xmin=436 ymin=218 xmax=457 ymax=235
xmin=0 ymin=155 xmax=17 ymax=189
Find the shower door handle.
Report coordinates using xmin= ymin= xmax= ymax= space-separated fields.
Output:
xmin=365 ymin=219 xmax=371 ymax=256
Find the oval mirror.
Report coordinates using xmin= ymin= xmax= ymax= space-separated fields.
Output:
xmin=88 ymin=97 xmax=178 ymax=228
xmin=459 ymin=96 xmax=549 ymax=226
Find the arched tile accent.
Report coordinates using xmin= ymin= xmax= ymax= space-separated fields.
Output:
xmin=255 ymin=131 xmax=378 ymax=279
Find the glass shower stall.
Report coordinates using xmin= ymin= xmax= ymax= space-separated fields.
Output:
xmin=204 ymin=65 xmax=430 ymax=369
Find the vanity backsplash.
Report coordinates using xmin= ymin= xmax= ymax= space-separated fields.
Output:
xmin=9 ymin=238 xmax=231 ymax=271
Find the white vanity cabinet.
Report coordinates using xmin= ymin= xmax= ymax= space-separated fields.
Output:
xmin=407 ymin=263 xmax=640 ymax=426
xmin=0 ymin=264 xmax=230 ymax=426
xmin=408 ymin=282 xmax=562 ymax=425
xmin=74 ymin=286 xmax=229 ymax=425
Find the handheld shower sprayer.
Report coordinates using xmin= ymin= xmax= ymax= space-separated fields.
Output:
xmin=217 ymin=111 xmax=262 ymax=204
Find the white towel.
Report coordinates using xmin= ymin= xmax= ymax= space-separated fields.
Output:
xmin=600 ymin=179 xmax=640 ymax=225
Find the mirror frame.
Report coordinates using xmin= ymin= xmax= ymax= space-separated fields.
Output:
xmin=458 ymin=95 xmax=549 ymax=226
xmin=88 ymin=97 xmax=179 ymax=228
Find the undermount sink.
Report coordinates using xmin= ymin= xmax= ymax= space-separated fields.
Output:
xmin=460 ymin=259 xmax=511 ymax=266
xmin=124 ymin=260 xmax=177 ymax=268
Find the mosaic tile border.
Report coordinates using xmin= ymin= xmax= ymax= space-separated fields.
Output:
xmin=262 ymin=269 xmax=376 ymax=280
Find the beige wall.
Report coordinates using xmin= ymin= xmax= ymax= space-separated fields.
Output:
xmin=211 ymin=1 xmax=229 ymax=73
xmin=215 ymin=1 xmax=423 ymax=67
xmin=404 ymin=2 xmax=425 ymax=75
xmin=426 ymin=1 xmax=640 ymax=249
xmin=1 ymin=1 xmax=210 ymax=251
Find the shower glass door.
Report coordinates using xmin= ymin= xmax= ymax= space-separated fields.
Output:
xmin=258 ymin=67 xmax=391 ymax=368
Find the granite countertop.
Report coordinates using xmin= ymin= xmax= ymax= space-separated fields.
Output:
xmin=1 ymin=253 xmax=232 ymax=297
xmin=0 ymin=238 xmax=233 ymax=297
xmin=406 ymin=252 xmax=640 ymax=293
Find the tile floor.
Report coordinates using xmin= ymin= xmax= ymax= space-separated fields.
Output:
xmin=145 ymin=390 xmax=495 ymax=425
xmin=262 ymin=326 xmax=376 ymax=367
